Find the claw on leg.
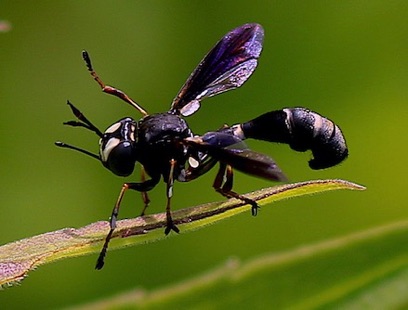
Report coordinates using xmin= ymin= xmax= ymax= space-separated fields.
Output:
xmin=213 ymin=163 xmax=260 ymax=216
xmin=95 ymin=177 xmax=160 ymax=269
xmin=164 ymin=159 xmax=180 ymax=235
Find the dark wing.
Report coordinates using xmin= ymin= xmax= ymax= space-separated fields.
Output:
xmin=185 ymin=132 xmax=287 ymax=182
xmin=212 ymin=145 xmax=287 ymax=182
xmin=170 ymin=23 xmax=264 ymax=116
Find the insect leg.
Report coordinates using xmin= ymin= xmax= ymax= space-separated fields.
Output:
xmin=96 ymin=178 xmax=159 ymax=270
xmin=213 ymin=163 xmax=260 ymax=216
xmin=82 ymin=50 xmax=148 ymax=116
xmin=140 ymin=166 xmax=151 ymax=216
xmin=164 ymin=159 xmax=180 ymax=235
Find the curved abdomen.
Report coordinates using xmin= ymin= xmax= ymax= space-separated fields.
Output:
xmin=240 ymin=108 xmax=348 ymax=169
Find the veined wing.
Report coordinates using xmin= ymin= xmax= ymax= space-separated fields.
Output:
xmin=171 ymin=23 xmax=264 ymax=116
xmin=185 ymin=132 xmax=287 ymax=182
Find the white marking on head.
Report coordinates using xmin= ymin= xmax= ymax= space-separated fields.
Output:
xmin=105 ymin=122 xmax=121 ymax=134
xmin=130 ymin=124 xmax=136 ymax=142
xmin=100 ymin=138 xmax=120 ymax=162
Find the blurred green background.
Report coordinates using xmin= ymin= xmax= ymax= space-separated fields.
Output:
xmin=1 ymin=1 xmax=407 ymax=308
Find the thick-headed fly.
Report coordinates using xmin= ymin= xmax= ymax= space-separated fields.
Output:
xmin=56 ymin=23 xmax=348 ymax=269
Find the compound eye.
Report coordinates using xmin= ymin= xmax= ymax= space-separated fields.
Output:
xmin=99 ymin=118 xmax=137 ymax=176
xmin=103 ymin=140 xmax=135 ymax=176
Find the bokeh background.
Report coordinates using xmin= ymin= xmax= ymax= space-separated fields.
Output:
xmin=1 ymin=1 xmax=407 ymax=308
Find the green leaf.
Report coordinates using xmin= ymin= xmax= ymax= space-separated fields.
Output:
xmin=71 ymin=219 xmax=408 ymax=309
xmin=0 ymin=179 xmax=364 ymax=287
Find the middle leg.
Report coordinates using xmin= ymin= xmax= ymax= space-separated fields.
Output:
xmin=164 ymin=159 xmax=180 ymax=235
xmin=213 ymin=163 xmax=260 ymax=216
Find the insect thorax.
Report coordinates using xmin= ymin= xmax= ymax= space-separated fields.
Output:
xmin=136 ymin=112 xmax=194 ymax=177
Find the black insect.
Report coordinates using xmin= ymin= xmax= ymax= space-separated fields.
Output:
xmin=56 ymin=23 xmax=348 ymax=269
